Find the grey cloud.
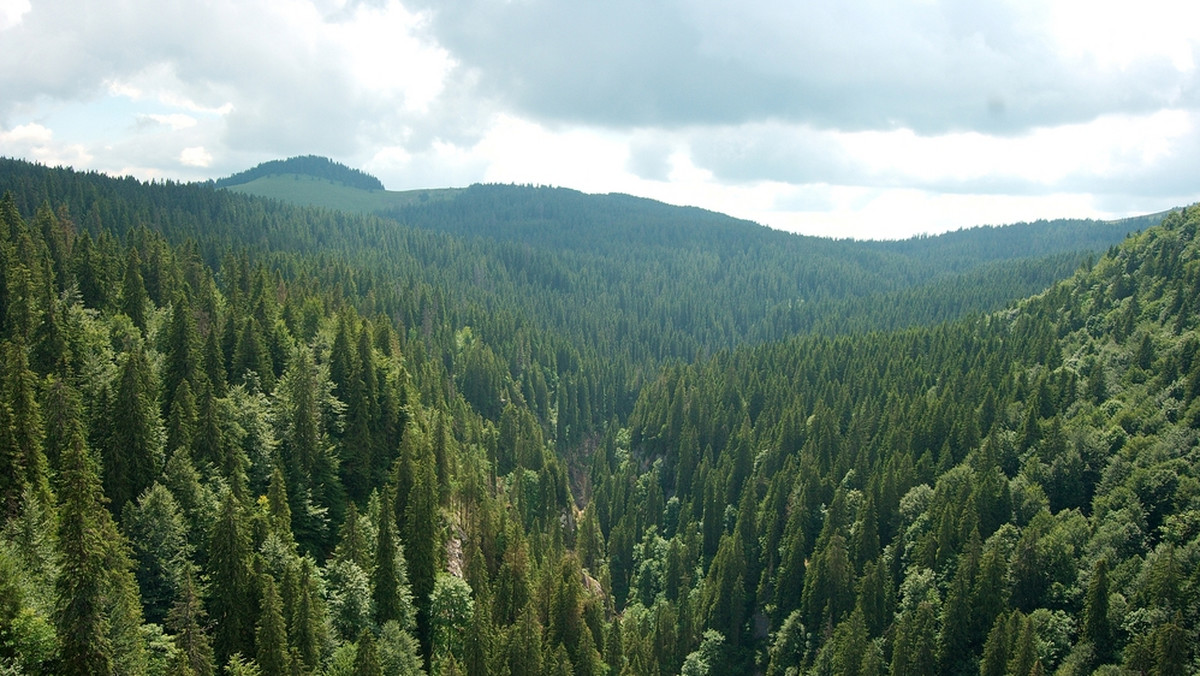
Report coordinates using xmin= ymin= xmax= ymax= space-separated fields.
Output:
xmin=626 ymin=137 xmax=675 ymax=181
xmin=685 ymin=117 xmax=1200 ymax=205
xmin=0 ymin=0 xmax=433 ymax=169
xmin=687 ymin=124 xmax=856 ymax=184
xmin=414 ymin=0 xmax=1197 ymax=135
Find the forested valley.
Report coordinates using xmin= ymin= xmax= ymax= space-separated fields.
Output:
xmin=0 ymin=156 xmax=1196 ymax=676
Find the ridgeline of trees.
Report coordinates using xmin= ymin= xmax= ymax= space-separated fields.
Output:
xmin=216 ymin=156 xmax=385 ymax=191
xmin=0 ymin=156 xmax=1195 ymax=675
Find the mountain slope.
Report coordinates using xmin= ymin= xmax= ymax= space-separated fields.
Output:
xmin=0 ymin=156 xmax=1196 ymax=675
xmin=7 ymin=158 xmax=1138 ymax=363
xmin=223 ymin=173 xmax=459 ymax=213
xmin=619 ymin=205 xmax=1200 ymax=674
xmin=220 ymin=159 xmax=1149 ymax=346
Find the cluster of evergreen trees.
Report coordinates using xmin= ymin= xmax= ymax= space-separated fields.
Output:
xmin=0 ymin=157 xmax=1196 ymax=675
xmin=0 ymin=186 xmax=587 ymax=674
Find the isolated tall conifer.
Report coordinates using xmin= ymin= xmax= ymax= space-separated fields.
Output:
xmin=167 ymin=562 xmax=216 ymax=676
xmin=405 ymin=439 xmax=438 ymax=662
xmin=209 ymin=490 xmax=257 ymax=666
xmin=120 ymin=247 xmax=148 ymax=330
xmin=374 ymin=490 xmax=414 ymax=630
xmin=54 ymin=383 xmax=116 ymax=675
xmin=0 ymin=341 xmax=50 ymax=512
xmin=256 ymin=574 xmax=290 ymax=676
xmin=101 ymin=341 xmax=163 ymax=516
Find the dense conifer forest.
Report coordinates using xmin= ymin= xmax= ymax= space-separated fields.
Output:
xmin=0 ymin=156 xmax=1196 ymax=675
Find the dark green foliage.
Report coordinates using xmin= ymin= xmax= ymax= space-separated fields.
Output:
xmin=0 ymin=340 xmax=51 ymax=513
xmin=208 ymin=490 xmax=257 ymax=667
xmin=2 ymin=159 xmax=1199 ymax=676
xmin=429 ymin=573 xmax=474 ymax=672
xmin=1081 ymin=557 xmax=1112 ymax=666
xmin=53 ymin=389 xmax=116 ymax=676
xmin=98 ymin=342 xmax=163 ymax=516
xmin=166 ymin=563 xmax=216 ymax=676
xmin=255 ymin=574 xmax=290 ymax=676
xmin=374 ymin=491 xmax=415 ymax=631
xmin=123 ymin=482 xmax=189 ymax=624
xmin=120 ymin=247 xmax=148 ymax=330
xmin=404 ymin=439 xmax=438 ymax=662
xmin=353 ymin=628 xmax=383 ymax=676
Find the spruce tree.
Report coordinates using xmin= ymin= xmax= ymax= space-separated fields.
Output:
xmin=256 ymin=574 xmax=291 ymax=676
xmin=374 ymin=490 xmax=414 ymax=631
xmin=334 ymin=501 xmax=372 ymax=571
xmin=202 ymin=323 xmax=227 ymax=396
xmin=123 ymin=481 xmax=190 ymax=625
xmin=167 ymin=562 xmax=216 ymax=676
xmin=1007 ymin=613 xmax=1036 ymax=676
xmin=209 ymin=489 xmax=257 ymax=666
xmin=101 ymin=341 xmax=163 ymax=516
xmin=166 ymin=379 xmax=198 ymax=457
xmin=1082 ymin=557 xmax=1112 ymax=666
xmin=164 ymin=291 xmax=198 ymax=417
xmin=405 ymin=440 xmax=438 ymax=663
xmin=353 ymin=628 xmax=383 ymax=676
xmin=978 ymin=611 xmax=1012 ymax=676
xmin=289 ymin=557 xmax=325 ymax=672
xmin=54 ymin=384 xmax=115 ymax=675
xmin=0 ymin=341 xmax=51 ymax=512
xmin=120 ymin=247 xmax=148 ymax=330
xmin=890 ymin=601 xmax=937 ymax=676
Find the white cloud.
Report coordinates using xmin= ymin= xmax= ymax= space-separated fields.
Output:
xmin=141 ymin=113 xmax=198 ymax=131
xmin=180 ymin=146 xmax=213 ymax=167
xmin=0 ymin=122 xmax=93 ymax=166
xmin=1049 ymin=0 xmax=1199 ymax=72
xmin=0 ymin=0 xmax=453 ymax=167
xmin=0 ymin=0 xmax=30 ymax=30
xmin=835 ymin=109 xmax=1195 ymax=189
xmin=1 ymin=0 xmax=1198 ymax=239
xmin=332 ymin=1 xmax=452 ymax=112
xmin=416 ymin=0 xmax=1200 ymax=135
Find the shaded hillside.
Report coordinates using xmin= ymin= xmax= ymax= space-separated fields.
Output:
xmin=387 ymin=182 xmax=1140 ymax=266
xmin=1 ymin=159 xmax=1137 ymax=365
xmin=0 ymin=158 xmax=1162 ymax=449
xmin=224 ymin=174 xmax=459 ymax=213
xmin=618 ymin=206 xmax=1200 ymax=674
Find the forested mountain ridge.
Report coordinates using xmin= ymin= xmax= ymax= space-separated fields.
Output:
xmin=1 ymin=157 xmax=1142 ymax=435
xmin=618 ymin=206 xmax=1200 ymax=674
xmin=225 ymin=157 xmax=1148 ymax=343
xmin=224 ymin=159 xmax=1149 ymax=354
xmin=0 ymin=155 xmax=1195 ymax=676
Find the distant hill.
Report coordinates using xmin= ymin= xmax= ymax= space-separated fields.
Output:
xmin=223 ymin=173 xmax=460 ymax=213
xmin=385 ymin=182 xmax=1144 ymax=266
xmin=212 ymin=158 xmax=1159 ymax=344
xmin=223 ymin=157 xmax=1147 ymax=262
xmin=215 ymin=155 xmax=386 ymax=191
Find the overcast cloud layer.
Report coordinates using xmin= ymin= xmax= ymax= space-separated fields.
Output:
xmin=1 ymin=0 xmax=1198 ymax=238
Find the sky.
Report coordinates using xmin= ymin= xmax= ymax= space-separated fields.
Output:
xmin=1 ymin=0 xmax=1198 ymax=239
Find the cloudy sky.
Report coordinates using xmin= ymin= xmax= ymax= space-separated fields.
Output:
xmin=1 ymin=0 xmax=1198 ymax=239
